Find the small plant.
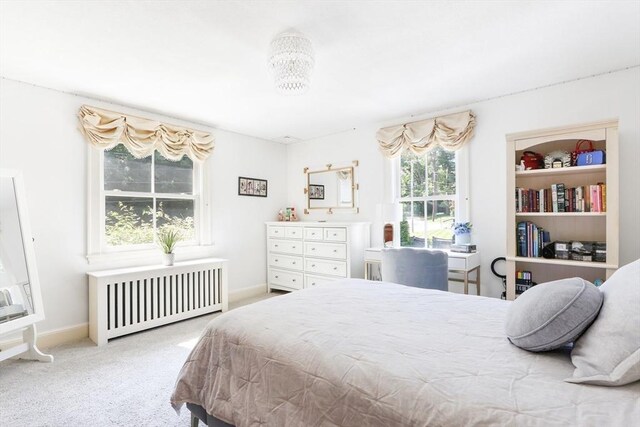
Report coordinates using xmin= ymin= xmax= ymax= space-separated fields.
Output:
xmin=157 ymin=227 xmax=181 ymax=254
xmin=452 ymin=222 xmax=472 ymax=235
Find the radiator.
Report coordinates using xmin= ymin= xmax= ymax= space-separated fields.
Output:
xmin=88 ymin=258 xmax=228 ymax=346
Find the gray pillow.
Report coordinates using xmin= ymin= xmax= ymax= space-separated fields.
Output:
xmin=566 ymin=259 xmax=640 ymax=386
xmin=505 ymin=277 xmax=603 ymax=352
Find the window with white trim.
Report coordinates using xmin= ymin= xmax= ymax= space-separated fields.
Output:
xmin=396 ymin=146 xmax=468 ymax=248
xmin=88 ymin=144 xmax=209 ymax=259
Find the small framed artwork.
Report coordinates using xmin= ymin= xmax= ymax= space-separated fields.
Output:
xmin=238 ymin=177 xmax=268 ymax=197
xmin=309 ymin=184 xmax=325 ymax=200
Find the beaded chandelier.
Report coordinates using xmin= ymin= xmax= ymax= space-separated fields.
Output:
xmin=268 ymin=31 xmax=314 ymax=95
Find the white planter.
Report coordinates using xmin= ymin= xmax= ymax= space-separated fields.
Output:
xmin=455 ymin=233 xmax=471 ymax=245
xmin=162 ymin=253 xmax=175 ymax=266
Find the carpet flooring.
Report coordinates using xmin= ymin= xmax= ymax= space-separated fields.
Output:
xmin=0 ymin=293 xmax=277 ymax=427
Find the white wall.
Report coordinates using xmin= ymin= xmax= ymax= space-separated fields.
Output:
xmin=287 ymin=67 xmax=640 ymax=297
xmin=0 ymin=78 xmax=287 ymax=334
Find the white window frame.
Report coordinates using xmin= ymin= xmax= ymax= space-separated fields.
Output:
xmin=392 ymin=145 xmax=470 ymax=245
xmin=87 ymin=147 xmax=212 ymax=264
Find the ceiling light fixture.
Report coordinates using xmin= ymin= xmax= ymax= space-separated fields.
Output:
xmin=268 ymin=31 xmax=314 ymax=95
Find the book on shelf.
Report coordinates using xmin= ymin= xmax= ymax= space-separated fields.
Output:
xmin=515 ymin=270 xmax=534 ymax=294
xmin=516 ymin=221 xmax=550 ymax=257
xmin=515 ymin=182 xmax=606 ymax=213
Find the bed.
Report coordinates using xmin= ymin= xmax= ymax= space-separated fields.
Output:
xmin=171 ymin=279 xmax=640 ymax=426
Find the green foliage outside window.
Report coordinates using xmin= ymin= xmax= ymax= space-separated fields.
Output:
xmin=105 ymin=201 xmax=194 ymax=246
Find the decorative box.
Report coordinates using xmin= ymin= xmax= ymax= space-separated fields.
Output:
xmin=576 ymin=151 xmax=606 ymax=166
xmin=555 ymin=242 xmax=570 ymax=260
xmin=570 ymin=241 xmax=594 ymax=262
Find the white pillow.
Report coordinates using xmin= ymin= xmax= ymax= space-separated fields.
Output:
xmin=566 ymin=259 xmax=640 ymax=386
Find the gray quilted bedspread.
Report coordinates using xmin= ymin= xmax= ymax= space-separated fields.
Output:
xmin=171 ymin=280 xmax=640 ymax=426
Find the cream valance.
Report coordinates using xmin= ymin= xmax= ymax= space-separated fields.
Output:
xmin=377 ymin=110 xmax=476 ymax=158
xmin=77 ymin=105 xmax=215 ymax=162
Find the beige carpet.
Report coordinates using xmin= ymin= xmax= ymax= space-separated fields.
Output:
xmin=0 ymin=293 xmax=277 ymax=426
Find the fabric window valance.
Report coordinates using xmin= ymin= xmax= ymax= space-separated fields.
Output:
xmin=376 ymin=110 xmax=476 ymax=158
xmin=77 ymin=105 xmax=215 ymax=162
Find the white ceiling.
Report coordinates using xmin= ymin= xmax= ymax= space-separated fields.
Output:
xmin=1 ymin=1 xmax=639 ymax=143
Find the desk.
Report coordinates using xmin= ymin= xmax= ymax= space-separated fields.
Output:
xmin=364 ymin=247 xmax=481 ymax=295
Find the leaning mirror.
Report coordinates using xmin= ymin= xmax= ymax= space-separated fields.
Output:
xmin=304 ymin=161 xmax=359 ymax=214
xmin=0 ymin=169 xmax=52 ymax=362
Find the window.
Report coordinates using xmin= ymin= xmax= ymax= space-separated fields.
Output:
xmin=103 ymin=144 xmax=196 ymax=248
xmin=88 ymin=144 xmax=210 ymax=260
xmin=397 ymin=146 xmax=467 ymax=248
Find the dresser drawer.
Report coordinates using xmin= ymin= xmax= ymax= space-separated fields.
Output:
xmin=324 ymin=227 xmax=347 ymax=242
xmin=305 ymin=258 xmax=347 ymax=277
xmin=285 ymin=227 xmax=303 ymax=239
xmin=305 ymin=274 xmax=339 ymax=288
xmin=269 ymin=254 xmax=303 ymax=271
xmin=267 ymin=226 xmax=285 ymax=238
xmin=269 ymin=240 xmax=303 ymax=255
xmin=304 ymin=227 xmax=324 ymax=240
xmin=304 ymin=242 xmax=347 ymax=260
xmin=269 ymin=269 xmax=303 ymax=290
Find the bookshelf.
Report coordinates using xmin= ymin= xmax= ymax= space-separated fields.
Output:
xmin=505 ymin=120 xmax=619 ymax=300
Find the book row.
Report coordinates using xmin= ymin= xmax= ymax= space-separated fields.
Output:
xmin=516 ymin=221 xmax=551 ymax=258
xmin=515 ymin=183 xmax=606 ymax=213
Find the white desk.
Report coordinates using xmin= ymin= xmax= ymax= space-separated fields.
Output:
xmin=364 ymin=247 xmax=481 ymax=295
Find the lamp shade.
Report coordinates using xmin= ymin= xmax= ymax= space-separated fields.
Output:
xmin=268 ymin=31 xmax=314 ymax=95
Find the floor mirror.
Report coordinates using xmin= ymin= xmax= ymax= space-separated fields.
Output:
xmin=0 ymin=169 xmax=53 ymax=363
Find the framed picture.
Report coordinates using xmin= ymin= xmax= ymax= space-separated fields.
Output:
xmin=309 ymin=184 xmax=325 ymax=200
xmin=238 ymin=177 xmax=267 ymax=197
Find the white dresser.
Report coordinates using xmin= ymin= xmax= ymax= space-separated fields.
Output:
xmin=266 ymin=221 xmax=371 ymax=292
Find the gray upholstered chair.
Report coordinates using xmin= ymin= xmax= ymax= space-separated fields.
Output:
xmin=381 ymin=248 xmax=449 ymax=291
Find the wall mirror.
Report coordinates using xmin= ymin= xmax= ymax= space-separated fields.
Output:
xmin=0 ymin=169 xmax=52 ymax=362
xmin=304 ymin=161 xmax=359 ymax=214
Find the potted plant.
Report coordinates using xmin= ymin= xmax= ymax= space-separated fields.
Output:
xmin=452 ymin=222 xmax=472 ymax=245
xmin=157 ymin=227 xmax=181 ymax=266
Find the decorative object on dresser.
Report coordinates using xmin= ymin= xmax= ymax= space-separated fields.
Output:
xmin=238 ymin=176 xmax=267 ymax=197
xmin=505 ymin=119 xmax=618 ymax=301
xmin=304 ymin=161 xmax=359 ymax=214
xmin=0 ymin=169 xmax=53 ymax=363
xmin=87 ymin=258 xmax=228 ymax=346
xmin=266 ymin=222 xmax=370 ymax=291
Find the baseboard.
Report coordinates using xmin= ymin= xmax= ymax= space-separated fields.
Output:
xmin=229 ymin=283 xmax=268 ymax=303
xmin=0 ymin=323 xmax=89 ymax=351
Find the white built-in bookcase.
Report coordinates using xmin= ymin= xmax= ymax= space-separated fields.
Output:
xmin=505 ymin=120 xmax=619 ymax=300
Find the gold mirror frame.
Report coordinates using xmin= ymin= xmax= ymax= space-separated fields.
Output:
xmin=304 ymin=160 xmax=359 ymax=214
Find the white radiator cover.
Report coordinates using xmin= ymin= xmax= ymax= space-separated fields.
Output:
xmin=87 ymin=258 xmax=228 ymax=346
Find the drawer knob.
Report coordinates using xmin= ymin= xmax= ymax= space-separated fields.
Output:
xmin=275 ymin=244 xmax=279 ymax=247
xmin=275 ymin=259 xmax=279 ymax=262
xmin=333 ymin=233 xmax=337 ymax=236
xmin=292 ymin=262 xmax=296 ymax=265
xmin=293 ymin=279 xmax=296 ymax=282
xmin=333 ymin=267 xmax=337 ymax=270
xmin=312 ymin=264 xmax=316 ymax=267
xmin=275 ymin=275 xmax=279 ymax=279
xmin=292 ymin=246 xmax=296 ymax=249
xmin=311 ymin=247 xmax=316 ymax=251
xmin=275 ymin=230 xmax=279 ymax=233
xmin=333 ymin=249 xmax=337 ymax=253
